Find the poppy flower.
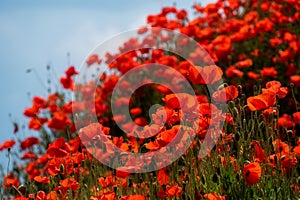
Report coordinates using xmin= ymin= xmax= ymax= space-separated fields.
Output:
xmin=212 ymin=85 xmax=238 ymax=102
xmin=273 ymin=139 xmax=290 ymax=155
xmin=130 ymin=107 xmax=142 ymax=116
xmin=46 ymin=138 xmax=71 ymax=158
xmin=157 ymin=168 xmax=170 ymax=185
xmin=204 ymin=192 xmax=226 ymax=200
xmin=20 ymin=136 xmax=40 ymax=150
xmin=236 ymin=58 xmax=253 ymax=68
xmin=0 ymin=139 xmax=16 ymax=151
xmin=262 ymin=81 xmax=288 ymax=99
xmin=225 ymin=65 xmax=243 ymax=78
xmin=251 ymin=141 xmax=267 ymax=162
xmin=23 ymin=106 xmax=39 ymax=117
xmin=243 ymin=162 xmax=262 ymax=186
xmin=98 ymin=176 xmax=115 ymax=188
xmin=260 ymin=67 xmax=277 ymax=78
xmin=86 ymin=54 xmax=102 ymax=66
xmin=59 ymin=177 xmax=80 ymax=191
xmin=35 ymin=191 xmax=46 ymax=200
xmin=34 ymin=176 xmax=50 ymax=184
xmin=116 ymin=168 xmax=131 ymax=179
xmin=247 ymin=71 xmax=260 ymax=80
xmin=28 ymin=117 xmax=47 ymax=130
xmin=290 ymin=75 xmax=300 ymax=87
xmin=119 ymin=194 xmax=146 ymax=200
xmin=187 ymin=65 xmax=223 ymax=85
xmin=145 ymin=141 xmax=160 ymax=151
xmin=60 ymin=76 xmax=74 ymax=90
xmin=21 ymin=152 xmax=37 ymax=160
xmin=158 ymin=184 xmax=182 ymax=198
xmin=278 ymin=114 xmax=294 ymax=128
xmin=3 ymin=173 xmax=19 ymax=188
xmin=48 ymin=111 xmax=71 ymax=131
xmin=293 ymin=112 xmax=300 ymax=124
xmin=64 ymin=66 xmax=78 ymax=77
xmin=162 ymin=93 xmax=199 ymax=120
xmin=247 ymin=93 xmax=276 ymax=111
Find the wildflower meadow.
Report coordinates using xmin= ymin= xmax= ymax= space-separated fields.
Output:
xmin=1 ymin=0 xmax=300 ymax=199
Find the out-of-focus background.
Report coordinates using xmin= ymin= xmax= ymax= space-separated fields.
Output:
xmin=0 ymin=0 xmax=211 ymax=170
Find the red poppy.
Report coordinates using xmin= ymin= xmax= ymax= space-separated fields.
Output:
xmin=98 ymin=176 xmax=115 ymax=188
xmin=86 ymin=54 xmax=102 ymax=66
xmin=28 ymin=117 xmax=47 ymax=130
xmin=187 ymin=65 xmax=223 ymax=85
xmin=260 ymin=67 xmax=278 ymax=78
xmin=59 ymin=177 xmax=80 ymax=191
xmin=119 ymin=194 xmax=146 ymax=200
xmin=225 ymin=65 xmax=243 ymax=78
xmin=212 ymin=85 xmax=238 ymax=102
xmin=3 ymin=173 xmax=19 ymax=188
xmin=262 ymin=81 xmax=288 ymax=99
xmin=116 ymin=168 xmax=131 ymax=179
xmin=247 ymin=93 xmax=276 ymax=111
xmin=251 ymin=141 xmax=267 ymax=162
xmin=162 ymin=93 xmax=199 ymax=120
xmin=34 ymin=176 xmax=50 ymax=184
xmin=33 ymin=96 xmax=47 ymax=109
xmin=48 ymin=111 xmax=71 ymax=131
xmin=23 ymin=106 xmax=39 ymax=117
xmin=60 ymin=76 xmax=74 ymax=90
xmin=21 ymin=152 xmax=37 ymax=160
xmin=278 ymin=114 xmax=294 ymax=128
xmin=145 ymin=141 xmax=160 ymax=151
xmin=157 ymin=168 xmax=170 ymax=185
xmin=243 ymin=162 xmax=262 ymax=186
xmin=247 ymin=71 xmax=260 ymax=80
xmin=0 ymin=139 xmax=16 ymax=151
xmin=20 ymin=136 xmax=40 ymax=150
xmin=290 ymin=75 xmax=300 ymax=87
xmin=64 ymin=66 xmax=78 ymax=77
xmin=130 ymin=107 xmax=142 ymax=116
xmin=204 ymin=192 xmax=226 ymax=200
xmin=236 ymin=58 xmax=253 ymax=68
xmin=293 ymin=112 xmax=300 ymax=124
xmin=46 ymin=157 xmax=73 ymax=176
xmin=273 ymin=139 xmax=290 ymax=155
xmin=158 ymin=184 xmax=182 ymax=198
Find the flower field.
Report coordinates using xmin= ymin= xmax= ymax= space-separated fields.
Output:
xmin=1 ymin=0 xmax=300 ymax=199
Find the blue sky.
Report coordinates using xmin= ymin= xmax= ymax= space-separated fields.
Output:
xmin=0 ymin=0 xmax=211 ymax=171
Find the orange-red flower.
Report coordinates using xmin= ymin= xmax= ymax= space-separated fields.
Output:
xmin=59 ymin=177 xmax=80 ymax=191
xmin=247 ymin=93 xmax=276 ymax=111
xmin=243 ymin=162 xmax=262 ymax=186
xmin=204 ymin=192 xmax=226 ymax=200
xmin=262 ymin=81 xmax=288 ymax=99
xmin=0 ymin=139 xmax=16 ymax=151
xmin=187 ymin=65 xmax=223 ymax=85
xmin=260 ymin=67 xmax=277 ymax=78
xmin=34 ymin=176 xmax=50 ymax=184
xmin=3 ymin=173 xmax=19 ymax=188
xmin=236 ymin=58 xmax=253 ymax=68
xmin=157 ymin=168 xmax=170 ymax=185
xmin=212 ymin=85 xmax=238 ymax=102
xmin=290 ymin=75 xmax=300 ymax=87
xmin=86 ymin=54 xmax=102 ymax=66
xmin=20 ymin=136 xmax=40 ymax=150
xmin=251 ymin=141 xmax=267 ymax=162
xmin=119 ymin=194 xmax=146 ymax=200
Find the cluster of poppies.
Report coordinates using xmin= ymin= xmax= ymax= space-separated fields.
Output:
xmin=1 ymin=0 xmax=300 ymax=199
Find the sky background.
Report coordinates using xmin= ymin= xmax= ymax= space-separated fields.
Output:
xmin=0 ymin=0 xmax=211 ymax=171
